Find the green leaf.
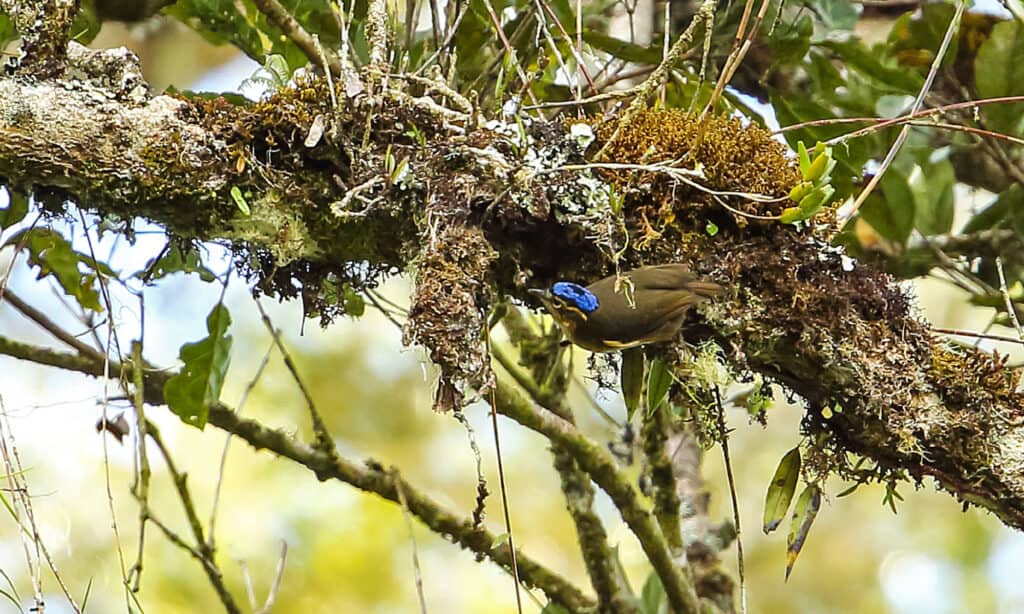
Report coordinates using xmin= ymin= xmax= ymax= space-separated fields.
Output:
xmin=912 ymin=157 xmax=955 ymax=236
xmin=164 ymin=0 xmax=340 ymax=73
xmin=639 ymin=572 xmax=666 ymax=614
xmin=889 ymin=4 xmax=960 ymax=72
xmin=882 ymin=481 xmax=904 ymax=514
xmin=136 ymin=243 xmax=217 ymax=283
xmin=490 ymin=532 xmax=510 ymax=549
xmin=785 ymin=484 xmax=822 ymax=580
xmin=230 ymin=186 xmax=250 ymax=216
xmin=341 ymin=284 xmax=365 ymax=317
xmin=779 ymin=206 xmax=805 ymax=224
xmin=975 ymin=21 xmax=1024 ymax=136
xmin=770 ymin=93 xmax=867 ymax=198
xmin=768 ymin=14 xmax=812 ymax=66
xmin=817 ymin=40 xmax=923 ymax=94
xmin=5 ymin=228 xmax=113 ymax=311
xmin=797 ymin=141 xmax=812 ymax=176
xmin=962 ymin=184 xmax=1024 ymax=234
xmin=70 ymin=5 xmax=101 ymax=44
xmin=539 ymin=604 xmax=570 ymax=614
xmin=806 ymin=51 xmax=843 ymax=92
xmin=621 ymin=347 xmax=644 ymax=420
xmin=797 ymin=185 xmax=835 ymax=218
xmin=582 ymin=30 xmax=663 ymax=65
xmin=0 ymin=190 xmax=28 ymax=230
xmin=646 ymin=358 xmax=672 ymax=416
xmin=807 ymin=0 xmax=858 ymax=32
xmin=705 ymin=221 xmax=719 ymax=236
xmin=860 ymin=167 xmax=915 ymax=244
xmin=0 ymin=14 xmax=15 ymax=48
xmin=763 ymin=447 xmax=801 ymax=534
xmin=163 ymin=303 xmax=234 ymax=429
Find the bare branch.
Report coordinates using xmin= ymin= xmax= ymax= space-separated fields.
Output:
xmin=0 ymin=337 xmax=595 ymax=611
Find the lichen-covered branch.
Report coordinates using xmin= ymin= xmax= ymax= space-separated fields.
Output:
xmin=491 ymin=316 xmax=637 ymax=612
xmin=2 ymin=56 xmax=1024 ymax=535
xmin=494 ymin=380 xmax=702 ymax=614
xmin=0 ymin=335 xmax=595 ymax=612
xmin=641 ymin=405 xmax=685 ymax=556
xmin=2 ymin=0 xmax=78 ymax=78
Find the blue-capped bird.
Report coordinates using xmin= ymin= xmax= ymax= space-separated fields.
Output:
xmin=528 ymin=264 xmax=723 ymax=352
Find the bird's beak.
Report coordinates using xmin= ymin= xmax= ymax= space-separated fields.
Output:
xmin=527 ymin=288 xmax=552 ymax=309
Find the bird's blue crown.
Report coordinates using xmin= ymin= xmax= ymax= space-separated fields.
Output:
xmin=551 ymin=282 xmax=600 ymax=313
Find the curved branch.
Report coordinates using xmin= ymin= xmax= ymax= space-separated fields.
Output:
xmin=494 ymin=380 xmax=702 ymax=614
xmin=0 ymin=336 xmax=595 ymax=612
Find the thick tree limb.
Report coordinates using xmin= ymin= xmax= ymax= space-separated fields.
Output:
xmin=1 ymin=67 xmax=1023 ymax=536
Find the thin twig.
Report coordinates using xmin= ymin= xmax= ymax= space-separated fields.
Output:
xmin=251 ymin=0 xmax=342 ymax=76
xmin=479 ymin=0 xmax=541 ymax=108
xmin=774 ymin=95 xmax=1024 ymax=137
xmin=452 ymin=409 xmax=490 ymax=529
xmin=255 ymin=299 xmax=335 ymax=453
xmin=208 ymin=341 xmax=275 ymax=549
xmin=148 ymin=423 xmax=243 ymax=614
xmin=484 ymin=332 xmax=524 ymax=614
xmin=0 ymin=212 xmax=41 ymax=303
xmin=0 ymin=289 xmax=105 ymax=360
xmin=841 ymin=1 xmax=965 ymax=225
xmin=128 ymin=340 xmax=151 ymax=593
xmin=494 ymin=380 xmax=700 ymax=613
xmin=532 ymin=0 xmax=596 ymax=96
xmin=996 ymin=257 xmax=1024 ymax=341
xmin=78 ymin=210 xmax=133 ymax=610
xmin=395 ymin=474 xmax=429 ymax=614
xmin=570 ymin=374 xmax=622 ymax=427
xmin=714 ymin=385 xmax=746 ymax=614
xmin=0 ymin=401 xmax=80 ymax=612
xmin=491 ymin=316 xmax=633 ymax=612
xmin=932 ymin=327 xmax=1024 ymax=346
xmin=0 ymin=337 xmax=596 ymax=611
xmin=702 ymin=0 xmax=768 ymax=115
xmin=255 ymin=541 xmax=288 ymax=614
xmin=595 ymin=0 xmax=717 ymax=160
xmin=364 ymin=289 xmax=407 ymax=330
xmin=412 ymin=1 xmax=469 ymax=76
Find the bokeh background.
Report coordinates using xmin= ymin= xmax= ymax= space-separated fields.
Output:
xmin=0 ymin=13 xmax=1023 ymax=614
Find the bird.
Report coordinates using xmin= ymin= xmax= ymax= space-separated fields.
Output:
xmin=528 ymin=264 xmax=723 ymax=352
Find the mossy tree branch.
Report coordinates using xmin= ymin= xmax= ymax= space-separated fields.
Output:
xmin=492 ymin=311 xmax=639 ymax=613
xmin=2 ymin=39 xmax=1024 ymax=541
xmin=493 ymin=379 xmax=703 ymax=614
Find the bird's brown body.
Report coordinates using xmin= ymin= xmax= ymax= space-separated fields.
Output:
xmin=530 ymin=264 xmax=723 ymax=352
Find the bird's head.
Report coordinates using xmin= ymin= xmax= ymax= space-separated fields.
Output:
xmin=528 ymin=281 xmax=600 ymax=332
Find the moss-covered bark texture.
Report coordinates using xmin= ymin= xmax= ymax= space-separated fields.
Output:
xmin=2 ymin=50 xmax=1022 ymax=529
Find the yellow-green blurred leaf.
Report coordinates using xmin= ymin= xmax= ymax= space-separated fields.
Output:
xmin=621 ymin=347 xmax=644 ymax=420
xmin=764 ymin=447 xmax=801 ymax=534
xmin=639 ymin=571 xmax=666 ymax=614
xmin=646 ymin=358 xmax=672 ymax=416
xmin=786 ymin=484 xmax=822 ymax=580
